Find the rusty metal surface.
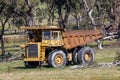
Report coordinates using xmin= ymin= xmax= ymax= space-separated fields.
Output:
xmin=63 ymin=29 xmax=103 ymax=49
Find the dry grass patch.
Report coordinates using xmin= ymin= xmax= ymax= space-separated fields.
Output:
xmin=0 ymin=67 xmax=120 ymax=80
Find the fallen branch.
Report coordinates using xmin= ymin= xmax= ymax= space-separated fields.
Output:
xmin=4 ymin=49 xmax=24 ymax=62
xmin=102 ymin=35 xmax=118 ymax=40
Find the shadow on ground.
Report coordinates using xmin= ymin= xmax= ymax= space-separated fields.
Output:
xmin=11 ymin=64 xmax=51 ymax=70
xmin=117 ymin=68 xmax=120 ymax=71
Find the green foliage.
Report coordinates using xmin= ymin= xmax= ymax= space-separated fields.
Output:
xmin=0 ymin=0 xmax=114 ymax=28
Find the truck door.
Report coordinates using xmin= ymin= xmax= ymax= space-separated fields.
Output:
xmin=42 ymin=31 xmax=63 ymax=47
xmin=42 ymin=31 xmax=51 ymax=46
xmin=50 ymin=31 xmax=63 ymax=46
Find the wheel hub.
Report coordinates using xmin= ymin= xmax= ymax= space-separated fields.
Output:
xmin=84 ymin=53 xmax=91 ymax=62
xmin=55 ymin=54 xmax=63 ymax=65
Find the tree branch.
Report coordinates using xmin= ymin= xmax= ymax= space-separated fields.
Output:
xmin=88 ymin=9 xmax=96 ymax=29
xmin=25 ymin=0 xmax=32 ymax=9
xmin=82 ymin=0 xmax=89 ymax=12
xmin=0 ymin=18 xmax=9 ymax=40
xmin=0 ymin=1 xmax=6 ymax=14
xmin=82 ymin=0 xmax=97 ymax=29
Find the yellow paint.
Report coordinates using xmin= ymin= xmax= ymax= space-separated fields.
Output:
xmin=67 ymin=53 xmax=72 ymax=61
xmin=24 ymin=58 xmax=40 ymax=61
xmin=22 ymin=26 xmax=103 ymax=64
xmin=55 ymin=54 xmax=63 ymax=66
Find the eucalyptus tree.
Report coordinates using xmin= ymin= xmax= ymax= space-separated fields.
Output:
xmin=70 ymin=0 xmax=83 ymax=28
xmin=15 ymin=0 xmax=40 ymax=26
xmin=38 ymin=0 xmax=56 ymax=25
xmin=0 ymin=0 xmax=15 ymax=56
xmin=54 ymin=0 xmax=72 ymax=29
xmin=96 ymin=0 xmax=114 ymax=25
xmin=39 ymin=0 xmax=71 ymax=29
xmin=0 ymin=0 xmax=40 ymax=56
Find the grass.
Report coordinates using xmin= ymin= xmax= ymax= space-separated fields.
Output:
xmin=0 ymin=62 xmax=120 ymax=80
xmin=94 ymin=47 xmax=119 ymax=63
xmin=0 ymin=45 xmax=120 ymax=80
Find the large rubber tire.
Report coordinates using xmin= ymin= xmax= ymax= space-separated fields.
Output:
xmin=47 ymin=49 xmax=67 ymax=68
xmin=24 ymin=62 xmax=33 ymax=68
xmin=72 ymin=48 xmax=78 ymax=64
xmin=77 ymin=47 xmax=94 ymax=64
xmin=72 ymin=47 xmax=82 ymax=64
xmin=47 ymin=53 xmax=52 ymax=67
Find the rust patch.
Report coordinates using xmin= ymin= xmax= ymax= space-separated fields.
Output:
xmin=63 ymin=29 xmax=103 ymax=49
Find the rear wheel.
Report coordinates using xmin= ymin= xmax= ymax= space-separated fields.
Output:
xmin=72 ymin=47 xmax=82 ymax=64
xmin=48 ymin=49 xmax=67 ymax=68
xmin=77 ymin=47 xmax=94 ymax=64
xmin=72 ymin=48 xmax=78 ymax=64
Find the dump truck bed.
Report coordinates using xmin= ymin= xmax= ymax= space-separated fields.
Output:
xmin=63 ymin=29 xmax=103 ymax=49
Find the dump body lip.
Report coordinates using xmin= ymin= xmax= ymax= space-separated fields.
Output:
xmin=21 ymin=26 xmax=63 ymax=30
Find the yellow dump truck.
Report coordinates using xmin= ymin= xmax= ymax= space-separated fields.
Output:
xmin=21 ymin=26 xmax=103 ymax=68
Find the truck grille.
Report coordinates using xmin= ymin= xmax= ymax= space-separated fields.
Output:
xmin=27 ymin=44 xmax=38 ymax=58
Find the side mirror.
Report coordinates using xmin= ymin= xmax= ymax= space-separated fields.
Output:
xmin=20 ymin=44 xmax=26 ymax=49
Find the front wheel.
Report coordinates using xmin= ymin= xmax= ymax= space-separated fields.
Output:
xmin=77 ymin=47 xmax=94 ymax=64
xmin=48 ymin=49 xmax=67 ymax=68
xmin=24 ymin=62 xmax=35 ymax=68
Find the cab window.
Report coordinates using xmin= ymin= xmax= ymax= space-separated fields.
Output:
xmin=52 ymin=32 xmax=58 ymax=39
xmin=51 ymin=31 xmax=62 ymax=40
xmin=43 ymin=31 xmax=50 ymax=40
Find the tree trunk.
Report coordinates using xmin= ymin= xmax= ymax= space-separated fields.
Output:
xmin=0 ymin=27 xmax=5 ymax=56
xmin=1 ymin=37 xmax=5 ymax=56
xmin=63 ymin=4 xmax=70 ymax=25
xmin=0 ymin=18 xmax=8 ymax=56
xmin=51 ymin=13 xmax=55 ymax=25
xmin=96 ymin=40 xmax=103 ymax=49
xmin=25 ymin=0 xmax=34 ymax=26
xmin=82 ymin=0 xmax=103 ymax=49
xmin=26 ymin=15 xmax=33 ymax=26
xmin=47 ymin=15 xmax=51 ymax=26
xmin=57 ymin=6 xmax=65 ymax=28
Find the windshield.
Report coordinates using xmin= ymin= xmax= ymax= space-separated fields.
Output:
xmin=42 ymin=31 xmax=62 ymax=40
xmin=51 ymin=31 xmax=62 ymax=40
xmin=43 ymin=31 xmax=50 ymax=40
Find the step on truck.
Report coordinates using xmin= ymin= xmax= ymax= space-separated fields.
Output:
xmin=21 ymin=26 xmax=103 ymax=68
